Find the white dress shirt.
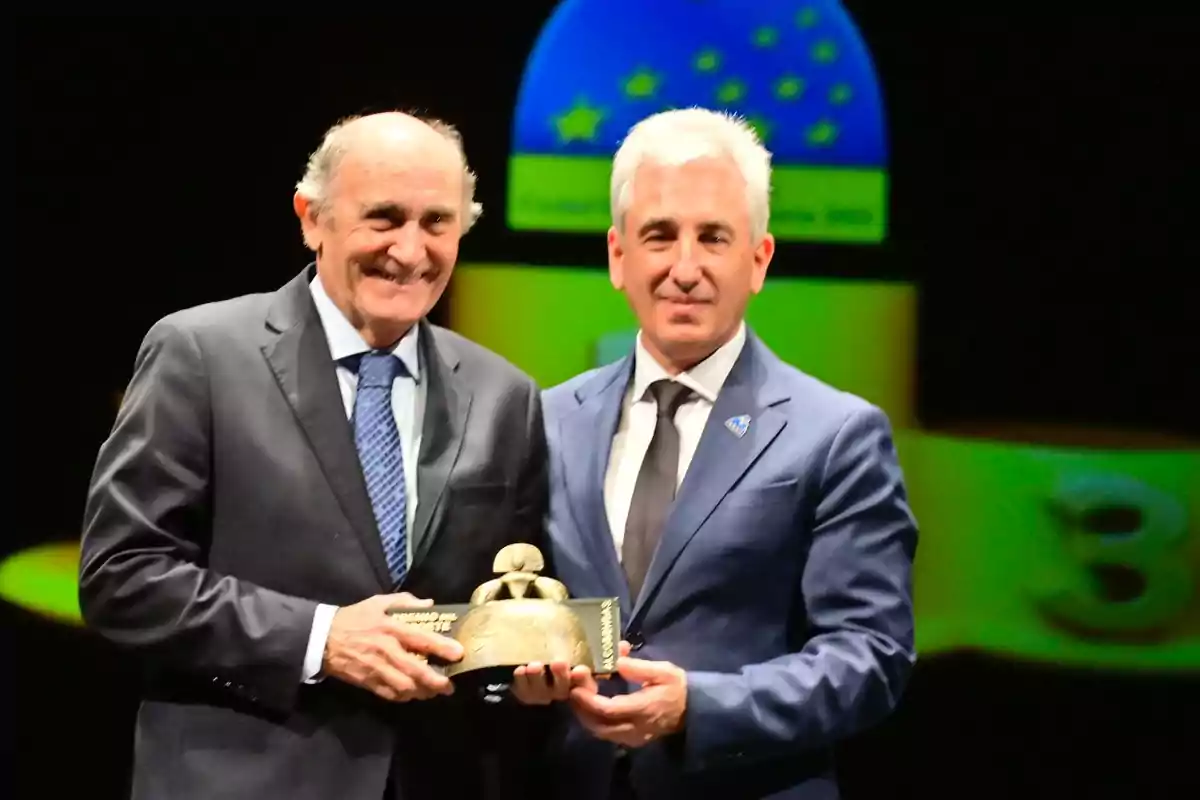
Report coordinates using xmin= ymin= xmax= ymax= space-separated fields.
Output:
xmin=604 ymin=323 xmax=746 ymax=556
xmin=302 ymin=275 xmax=425 ymax=682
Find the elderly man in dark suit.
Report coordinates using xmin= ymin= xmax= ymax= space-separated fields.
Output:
xmin=79 ymin=112 xmax=552 ymax=800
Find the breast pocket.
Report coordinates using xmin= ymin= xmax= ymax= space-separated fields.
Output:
xmin=720 ymin=478 xmax=800 ymax=511
xmin=450 ymin=482 xmax=511 ymax=508
xmin=701 ymin=479 xmax=803 ymax=562
xmin=443 ymin=482 xmax=514 ymax=537
xmin=677 ymin=479 xmax=806 ymax=606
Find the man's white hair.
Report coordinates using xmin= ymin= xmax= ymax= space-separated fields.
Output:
xmin=610 ymin=107 xmax=773 ymax=241
xmin=295 ymin=114 xmax=484 ymax=233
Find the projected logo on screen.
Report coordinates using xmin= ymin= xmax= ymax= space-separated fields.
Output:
xmin=508 ymin=0 xmax=888 ymax=242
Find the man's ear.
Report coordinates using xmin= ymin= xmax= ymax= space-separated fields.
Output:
xmin=750 ymin=231 xmax=775 ymax=295
xmin=293 ymin=192 xmax=321 ymax=252
xmin=607 ymin=226 xmax=625 ymax=291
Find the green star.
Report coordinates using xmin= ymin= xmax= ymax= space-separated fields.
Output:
xmin=716 ymin=78 xmax=746 ymax=104
xmin=753 ymin=26 xmax=779 ymax=48
xmin=829 ymin=83 xmax=853 ymax=105
xmin=553 ymin=98 xmax=606 ymax=144
xmin=795 ymin=7 xmax=819 ymax=28
xmin=694 ymin=48 xmax=721 ymax=73
xmin=811 ymin=39 xmax=839 ymax=64
xmin=745 ymin=115 xmax=773 ymax=143
xmin=806 ymin=119 xmax=840 ymax=147
xmin=623 ymin=67 xmax=661 ymax=99
xmin=774 ymin=74 xmax=806 ymax=101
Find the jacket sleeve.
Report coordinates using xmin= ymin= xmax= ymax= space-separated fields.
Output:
xmin=681 ymin=405 xmax=918 ymax=771
xmin=78 ymin=316 xmax=318 ymax=715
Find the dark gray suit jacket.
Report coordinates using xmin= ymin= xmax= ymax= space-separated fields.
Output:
xmin=79 ymin=265 xmax=555 ymax=800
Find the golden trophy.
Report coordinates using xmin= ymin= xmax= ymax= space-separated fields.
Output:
xmin=389 ymin=543 xmax=621 ymax=682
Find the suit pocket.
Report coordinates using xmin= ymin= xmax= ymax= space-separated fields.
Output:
xmin=450 ymin=482 xmax=511 ymax=508
xmin=707 ymin=479 xmax=803 ymax=559
xmin=720 ymin=478 xmax=800 ymax=510
xmin=685 ymin=479 xmax=806 ymax=597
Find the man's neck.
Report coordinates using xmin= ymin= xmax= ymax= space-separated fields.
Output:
xmin=640 ymin=331 xmax=735 ymax=376
xmin=358 ymin=321 xmax=415 ymax=351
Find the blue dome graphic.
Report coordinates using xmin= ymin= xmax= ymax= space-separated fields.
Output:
xmin=506 ymin=0 xmax=889 ymax=243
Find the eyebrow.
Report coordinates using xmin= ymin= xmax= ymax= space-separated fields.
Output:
xmin=637 ymin=218 xmax=674 ymax=238
xmin=360 ymin=202 xmax=458 ymax=222
xmin=637 ymin=218 xmax=735 ymax=238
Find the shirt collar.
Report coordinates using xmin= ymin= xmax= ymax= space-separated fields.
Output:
xmin=630 ymin=322 xmax=746 ymax=404
xmin=308 ymin=274 xmax=421 ymax=381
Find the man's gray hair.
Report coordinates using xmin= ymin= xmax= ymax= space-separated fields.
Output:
xmin=610 ymin=107 xmax=772 ymax=241
xmin=295 ymin=113 xmax=484 ymax=233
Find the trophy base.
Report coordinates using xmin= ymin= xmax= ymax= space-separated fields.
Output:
xmin=389 ymin=597 xmax=621 ymax=678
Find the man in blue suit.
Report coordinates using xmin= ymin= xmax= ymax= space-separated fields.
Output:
xmin=512 ymin=107 xmax=919 ymax=799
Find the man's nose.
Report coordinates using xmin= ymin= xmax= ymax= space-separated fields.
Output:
xmin=670 ymin=249 xmax=702 ymax=291
xmin=386 ymin=224 xmax=424 ymax=266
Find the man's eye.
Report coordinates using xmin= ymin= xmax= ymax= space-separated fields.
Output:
xmin=365 ymin=212 xmax=401 ymax=228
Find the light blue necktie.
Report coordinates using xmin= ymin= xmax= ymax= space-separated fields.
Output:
xmin=352 ymin=351 xmax=408 ymax=586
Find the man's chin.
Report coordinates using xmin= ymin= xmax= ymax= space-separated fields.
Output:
xmin=361 ymin=272 xmax=425 ymax=295
xmin=360 ymin=276 xmax=439 ymax=305
xmin=354 ymin=293 xmax=432 ymax=340
xmin=647 ymin=324 xmax=718 ymax=359
xmin=657 ymin=316 xmax=711 ymax=342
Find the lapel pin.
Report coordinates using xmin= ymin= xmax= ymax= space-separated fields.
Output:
xmin=724 ymin=415 xmax=750 ymax=438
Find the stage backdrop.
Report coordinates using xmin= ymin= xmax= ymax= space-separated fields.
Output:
xmin=9 ymin=6 xmax=1196 ymax=799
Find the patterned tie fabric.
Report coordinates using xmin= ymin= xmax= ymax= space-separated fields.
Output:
xmin=352 ymin=351 xmax=408 ymax=586
xmin=623 ymin=379 xmax=694 ymax=600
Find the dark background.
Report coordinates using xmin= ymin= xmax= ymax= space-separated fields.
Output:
xmin=9 ymin=9 xmax=1198 ymax=799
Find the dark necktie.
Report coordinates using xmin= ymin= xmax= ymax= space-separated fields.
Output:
xmin=622 ymin=379 xmax=693 ymax=599
xmin=352 ymin=351 xmax=408 ymax=586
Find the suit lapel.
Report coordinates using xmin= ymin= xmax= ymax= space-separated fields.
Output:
xmin=409 ymin=323 xmax=471 ymax=569
xmin=631 ymin=336 xmax=789 ymax=621
xmin=560 ymin=359 xmax=634 ymax=616
xmin=261 ymin=270 xmax=393 ymax=589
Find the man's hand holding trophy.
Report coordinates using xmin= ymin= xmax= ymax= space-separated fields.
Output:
xmin=387 ymin=543 xmax=620 ymax=702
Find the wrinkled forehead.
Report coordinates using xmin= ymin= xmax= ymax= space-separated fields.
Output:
xmin=626 ymin=156 xmax=751 ymax=229
xmin=332 ymin=135 xmax=464 ymax=209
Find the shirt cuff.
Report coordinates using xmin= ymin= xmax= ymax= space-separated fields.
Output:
xmin=302 ymin=603 xmax=338 ymax=684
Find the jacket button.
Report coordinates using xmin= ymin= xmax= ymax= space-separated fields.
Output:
xmin=625 ymin=631 xmax=644 ymax=650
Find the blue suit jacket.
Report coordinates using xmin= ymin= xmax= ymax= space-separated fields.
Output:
xmin=540 ymin=330 xmax=918 ymax=800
